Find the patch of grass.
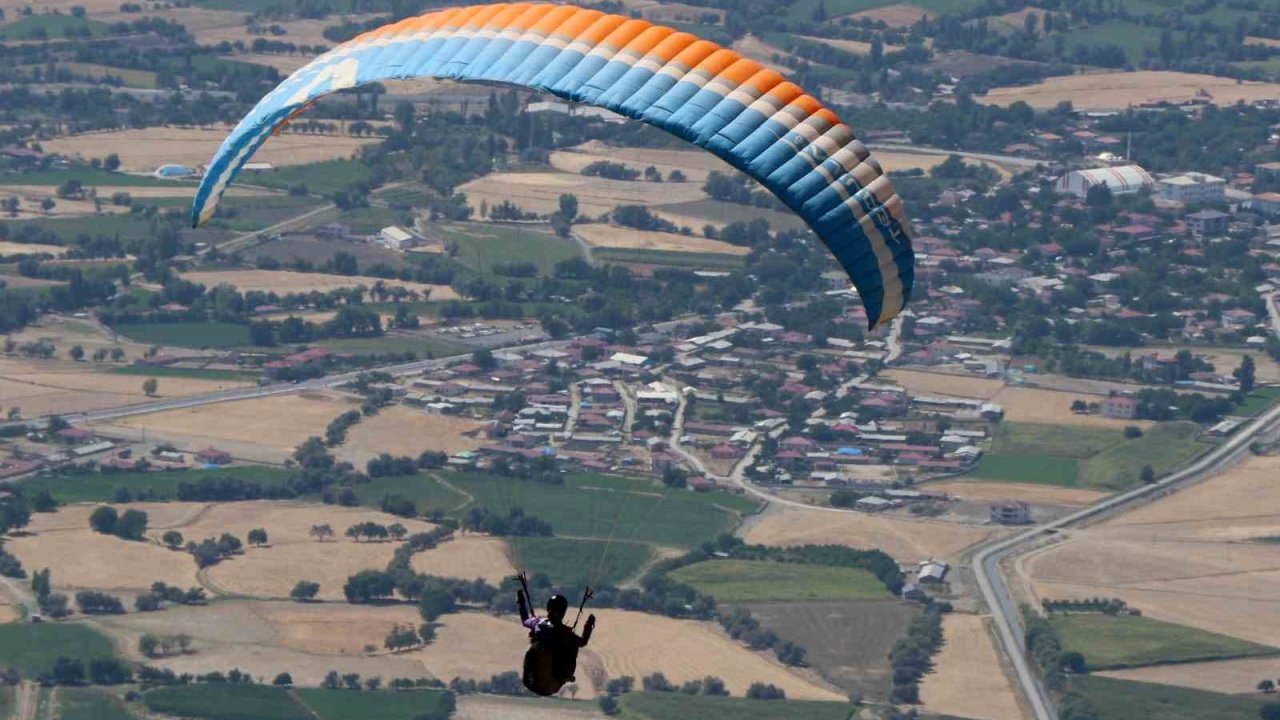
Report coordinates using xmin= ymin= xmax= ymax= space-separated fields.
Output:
xmin=1081 ymin=421 xmax=1205 ymax=490
xmin=110 ymin=365 xmax=256 ymax=381
xmin=592 ymin=247 xmax=746 ymax=270
xmin=670 ymin=559 xmax=893 ymax=602
xmin=1052 ymin=614 xmax=1278 ymax=670
xmin=0 ymin=624 xmax=117 ymax=677
xmin=1047 ymin=20 xmax=1164 ymax=65
xmin=52 ymin=62 xmax=158 ymax=89
xmin=249 ymin=159 xmax=372 ymax=196
xmin=294 ymin=689 xmax=449 ymax=720
xmin=319 ymin=206 xmax=409 ymax=235
xmin=0 ymin=14 xmax=110 ymax=40
xmin=18 ymin=466 xmax=294 ymax=503
xmin=112 ymin=321 xmax=251 ymax=349
xmin=1236 ymin=386 xmax=1280 ymax=416
xmin=1077 ymin=675 xmax=1269 ymax=720
xmin=56 ymin=687 xmax=136 ymax=720
xmin=8 ymin=215 xmax=166 ymax=244
xmin=205 ymin=195 xmax=326 ymax=232
xmin=0 ymin=169 xmax=179 ymax=187
xmin=437 ymin=223 xmax=581 ymax=276
xmin=0 ymin=686 xmax=11 ymax=720
xmin=513 ymin=536 xmax=653 ymax=588
xmin=971 ymin=453 xmax=1081 ymax=486
xmin=621 ymin=692 xmax=855 ymax=720
xmin=992 ymin=422 xmax=1122 ymax=458
xmin=143 ymin=685 xmax=311 ymax=720
xmin=310 ymin=334 xmax=470 ymax=358
xmin=345 ymin=473 xmax=470 ymax=512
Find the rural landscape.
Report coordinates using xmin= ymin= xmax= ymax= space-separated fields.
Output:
xmin=3 ymin=0 xmax=1280 ymax=719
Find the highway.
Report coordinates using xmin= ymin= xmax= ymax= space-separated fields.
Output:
xmin=973 ymin=399 xmax=1280 ymax=720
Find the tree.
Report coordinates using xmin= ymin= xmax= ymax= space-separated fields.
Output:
xmin=142 ymin=378 xmax=158 ymax=397
xmin=88 ymin=506 xmax=118 ymax=535
xmin=1259 ymin=679 xmax=1276 ymax=694
xmin=247 ymin=528 xmax=268 ymax=547
xmin=50 ymin=657 xmax=85 ymax=686
xmin=69 ymin=345 xmax=84 ymax=361
xmin=598 ymin=696 xmax=619 ymax=716
xmin=1061 ymin=651 xmax=1087 ymax=674
xmin=40 ymin=198 xmax=55 ymax=215
xmin=1236 ymin=355 xmax=1257 ymax=394
xmin=746 ymin=683 xmax=785 ymax=700
xmin=273 ymin=672 xmax=293 ymax=687
xmin=1140 ymin=465 xmax=1156 ymax=484
xmin=309 ymin=524 xmax=335 ymax=541
xmin=558 ymin=193 xmax=578 ymax=223
xmin=103 ymin=154 xmax=120 ymax=172
xmin=417 ymin=584 xmax=455 ymax=621
xmin=1123 ymin=425 xmax=1143 ymax=439
xmin=290 ymin=580 xmax=320 ymax=602
xmin=343 ymin=569 xmax=396 ymax=603
xmin=322 ymin=670 xmax=342 ymax=689
xmin=115 ymin=509 xmax=148 ymax=540
xmin=162 ymin=531 xmax=184 ymax=548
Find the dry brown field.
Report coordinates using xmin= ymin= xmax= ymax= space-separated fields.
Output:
xmin=574 ymin=224 xmax=750 ymax=256
xmin=42 ymin=127 xmax=375 ymax=173
xmin=0 ymin=275 xmax=64 ymax=289
xmin=409 ymin=610 xmax=844 ymax=700
xmin=458 ymin=172 xmax=702 ymax=218
xmin=1082 ymin=344 xmax=1280 ymax=383
xmin=163 ymin=501 xmax=437 ymax=547
xmin=257 ymin=601 xmax=423 ymax=655
xmin=993 ymin=386 xmax=1155 ymax=429
xmin=0 ymin=240 xmax=66 ymax=256
xmin=0 ymin=356 xmax=249 ymax=418
xmin=1027 ymin=454 xmax=1280 ymax=646
xmin=102 ymin=391 xmax=354 ymax=460
xmin=335 ymin=405 xmax=486 ymax=467
xmin=844 ymin=4 xmax=930 ymax=26
xmin=7 ymin=527 xmax=199 ymax=592
xmin=233 ymin=53 xmax=313 ymax=73
xmin=884 ymin=368 xmax=1005 ymax=399
xmin=744 ymin=505 xmax=1001 ymax=564
xmin=181 ymin=270 xmax=459 ymax=300
xmin=205 ymin=540 xmax=404 ymax=600
xmin=549 ymin=141 xmax=734 ymax=185
xmin=0 ymin=603 xmax=20 ymax=624
xmin=926 ymin=480 xmax=1107 ymax=506
xmin=1247 ymin=36 xmax=1280 ymax=48
xmin=980 ymin=71 xmax=1280 ymax=110
xmin=873 ymin=150 xmax=1010 ymax=179
xmin=456 ymin=695 xmax=608 ymax=720
xmin=991 ymin=7 xmax=1044 ymax=31
xmin=919 ymin=613 xmax=1023 ymax=720
xmin=615 ymin=0 xmax=724 ymax=24
xmin=28 ymin=503 xmax=206 ymax=534
xmin=411 ymin=536 xmax=514 ymax=584
xmin=731 ymin=35 xmax=803 ymax=74
xmin=1098 ymin=656 xmax=1280 ymax=694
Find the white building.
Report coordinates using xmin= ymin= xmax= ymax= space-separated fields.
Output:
xmin=379 ymin=226 xmax=419 ymax=251
xmin=1156 ymin=172 xmax=1226 ymax=204
xmin=1055 ymin=165 xmax=1154 ymax=198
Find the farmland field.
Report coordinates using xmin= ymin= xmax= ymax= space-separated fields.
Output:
xmin=295 ymin=689 xmax=452 ymax=720
xmin=1051 ymin=614 xmax=1278 ymax=670
xmin=744 ymin=600 xmax=914 ymax=699
xmin=575 ymin=223 xmax=749 ymax=256
xmin=1076 ymin=675 xmax=1268 ymax=720
xmin=670 ymin=559 xmax=892 ymax=602
xmin=180 ymin=270 xmax=459 ymax=300
xmin=1079 ymin=422 xmax=1205 ymax=490
xmin=512 ymin=536 xmax=654 ymax=588
xmin=436 ymin=222 xmax=581 ymax=275
xmin=592 ymin=247 xmax=747 ymax=270
xmin=143 ymin=685 xmax=312 ymax=720
xmin=55 ymin=687 xmax=136 ymax=720
xmin=620 ymin=692 xmax=854 ymax=720
xmin=1098 ymin=655 xmax=1280 ymax=694
xmin=920 ymin=613 xmax=1024 ymax=720
xmin=334 ymin=405 xmax=487 ymax=467
xmin=980 ymin=70 xmax=1280 ymax=110
xmin=110 ymin=364 xmax=256 ymax=381
xmin=971 ymin=453 xmax=1080 ymax=486
xmin=17 ymin=466 xmax=293 ymax=504
xmin=249 ymin=158 xmax=373 ymax=196
xmin=0 ymin=623 xmax=118 ymax=677
xmin=991 ymin=422 xmax=1123 ymax=458
xmin=112 ymin=320 xmax=252 ymax=348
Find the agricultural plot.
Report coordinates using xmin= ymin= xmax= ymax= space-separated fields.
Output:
xmin=0 ymin=623 xmax=118 ymax=677
xmin=743 ymin=600 xmax=914 ymax=699
xmin=1051 ymin=614 xmax=1277 ymax=670
xmin=619 ymin=692 xmax=854 ymax=720
xmin=55 ymin=688 xmax=136 ymax=720
xmin=1076 ymin=675 xmax=1269 ymax=720
xmin=925 ymin=480 xmax=1107 ymax=506
xmin=458 ymin=171 xmax=701 ymax=218
xmin=574 ymin=224 xmax=750 ymax=256
xmin=511 ymin=536 xmax=653 ymax=589
xmin=295 ymin=689 xmax=452 ymax=720
xmin=7 ymin=517 xmax=200 ymax=591
xmin=980 ymin=70 xmax=1280 ymax=110
xmin=971 ymin=454 xmax=1080 ymax=486
xmin=669 ymin=559 xmax=892 ymax=602
xmin=919 ymin=613 xmax=1023 ymax=720
xmin=334 ymin=405 xmax=487 ymax=467
xmin=455 ymin=694 xmax=608 ymax=720
xmin=1080 ymin=422 xmax=1204 ymax=490
xmin=651 ymin=198 xmax=807 ymax=233
xmin=1098 ymin=655 xmax=1280 ymax=695
xmin=112 ymin=321 xmax=252 ymax=348
xmin=180 ymin=270 xmax=459 ymax=300
xmin=411 ymin=535 xmax=515 ymax=585
xmin=249 ymin=158 xmax=373 ymax=196
xmin=549 ymin=141 xmax=735 ymax=185
xmin=18 ymin=466 xmax=293 ymax=504
xmin=0 ymin=240 xmax=67 ymax=256
xmin=144 ymin=684 xmax=312 ymax=720
xmin=435 ymin=222 xmax=581 ymax=275
xmin=41 ymin=128 xmax=376 ymax=174
xmin=252 ymin=236 xmax=409 ymax=270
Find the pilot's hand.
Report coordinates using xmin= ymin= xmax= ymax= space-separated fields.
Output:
xmin=585 ymin=614 xmax=596 ymax=632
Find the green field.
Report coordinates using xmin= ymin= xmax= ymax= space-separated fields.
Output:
xmin=621 ymin=692 xmax=856 ymax=720
xmin=110 ymin=365 xmax=256 ymax=381
xmin=0 ymin=14 xmax=110 ymax=40
xmin=345 ymin=473 xmax=470 ymax=512
xmin=1048 ymin=20 xmax=1165 ymax=65
xmin=18 ymin=466 xmax=294 ymax=504
xmin=144 ymin=685 xmax=311 ymax=720
xmin=204 ymin=195 xmax=325 ymax=232
xmin=971 ymin=453 xmax=1080 ymax=486
xmin=56 ymin=687 xmax=136 ymax=720
xmin=249 ymin=159 xmax=372 ymax=196
xmin=437 ymin=222 xmax=581 ymax=276
xmin=0 ymin=169 xmax=181 ymax=188
xmin=9 ymin=215 xmax=166 ymax=243
xmin=1052 ymin=614 xmax=1277 ymax=670
xmin=1236 ymin=386 xmax=1280 ymax=416
xmin=669 ymin=559 xmax=892 ymax=602
xmin=1081 ymin=421 xmax=1205 ymax=490
xmin=0 ymin=624 xmax=117 ymax=677
xmin=1077 ymin=676 xmax=1270 ymax=720
xmin=52 ymin=62 xmax=159 ymax=89
xmin=113 ymin=321 xmax=252 ymax=349
xmin=512 ymin=536 xmax=653 ymax=588
xmin=592 ymin=247 xmax=746 ymax=271
xmin=0 ymin=686 xmax=11 ymax=720
xmin=991 ymin=422 xmax=1122 ymax=458
xmin=294 ymin=689 xmax=450 ymax=720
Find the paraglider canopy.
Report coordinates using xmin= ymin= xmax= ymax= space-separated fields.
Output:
xmin=191 ymin=2 xmax=915 ymax=327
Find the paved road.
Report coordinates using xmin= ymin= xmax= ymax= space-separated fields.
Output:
xmin=974 ymin=399 xmax=1280 ymax=720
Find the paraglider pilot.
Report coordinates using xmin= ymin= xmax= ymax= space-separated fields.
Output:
xmin=516 ymin=571 xmax=594 ymax=696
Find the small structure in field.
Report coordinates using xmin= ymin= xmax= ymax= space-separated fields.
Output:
xmin=990 ymin=500 xmax=1031 ymax=525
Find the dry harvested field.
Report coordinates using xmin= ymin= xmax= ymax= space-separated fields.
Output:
xmin=1247 ymin=36 xmax=1280 ymax=48
xmin=732 ymin=35 xmax=804 ymax=74
xmin=335 ymin=405 xmax=486 ymax=467
xmin=181 ymin=269 xmax=458 ymax=300
xmin=410 ymin=536 xmax=514 ymax=584
xmin=1083 ymin=345 xmax=1280 ymax=383
xmin=161 ymin=501 xmax=436 ymax=547
xmin=232 ymin=53 xmax=313 ymax=73
xmin=991 ymin=7 xmax=1044 ymax=31
xmin=0 ymin=356 xmax=248 ymax=418
xmin=744 ymin=504 xmax=1001 ymax=564
xmin=920 ymin=613 xmax=1023 ymax=720
xmin=1098 ymin=656 xmax=1280 ymax=694
xmin=410 ymin=610 xmax=843 ymax=701
xmin=101 ymin=391 xmax=355 ymax=461
xmin=0 ymin=602 xmax=20 ymax=623
xmin=873 ymin=149 xmax=1009 ymax=179
xmin=0 ymin=275 xmax=63 ymax=289
xmin=993 ymin=386 xmax=1154 ymax=429
xmin=926 ymin=480 xmax=1107 ymax=506
xmin=206 ymin=539 xmax=408 ymax=600
xmin=458 ymin=172 xmax=702 ymax=218
xmin=0 ymin=187 xmax=130 ymax=219
xmin=549 ymin=141 xmax=734 ymax=185
xmin=456 ymin=695 xmax=608 ymax=720
xmin=1028 ymin=454 xmax=1280 ymax=646
xmin=94 ymin=600 xmax=425 ymax=685
xmin=42 ymin=127 xmax=375 ymax=173
xmin=844 ymin=3 xmax=929 ymax=26
xmin=884 ymin=368 xmax=1004 ymax=399
xmin=574 ymin=223 xmax=750 ymax=256
xmin=0 ymin=240 xmax=67 ymax=256
xmin=615 ymin=0 xmax=723 ymax=24
xmin=27 ymin=503 xmax=206 ymax=534
xmin=980 ymin=70 xmax=1280 ymax=110
xmin=7 ymin=525 xmax=199 ymax=592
